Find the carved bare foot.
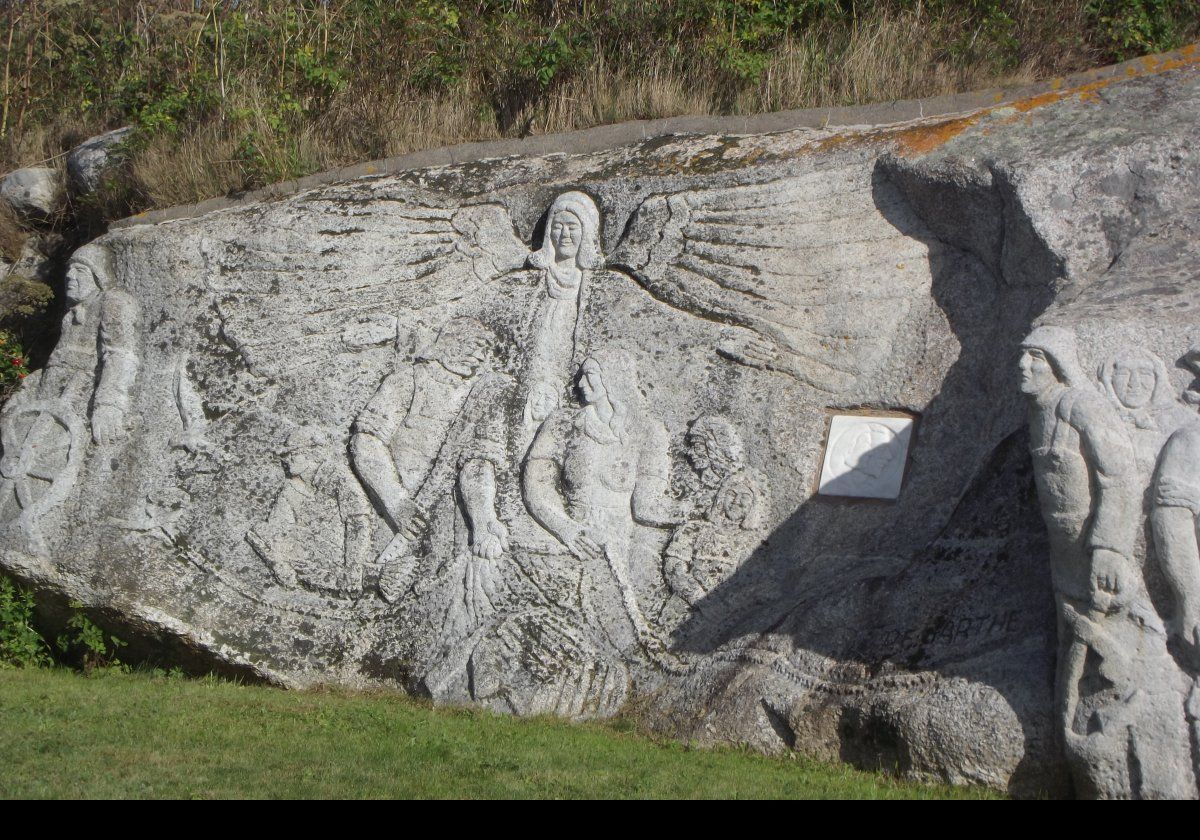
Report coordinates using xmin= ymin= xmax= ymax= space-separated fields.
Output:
xmin=91 ymin=405 xmax=125 ymax=445
xmin=1090 ymin=548 xmax=1129 ymax=610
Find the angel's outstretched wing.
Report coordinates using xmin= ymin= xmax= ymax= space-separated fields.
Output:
xmin=611 ymin=171 xmax=931 ymax=392
xmin=201 ymin=190 xmax=526 ymax=379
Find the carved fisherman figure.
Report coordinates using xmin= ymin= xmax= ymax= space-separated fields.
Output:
xmin=1021 ymin=325 xmax=1194 ymax=799
xmin=0 ymin=243 xmax=139 ymax=549
xmin=247 ymin=426 xmax=372 ymax=598
xmin=350 ymin=317 xmax=509 ymax=602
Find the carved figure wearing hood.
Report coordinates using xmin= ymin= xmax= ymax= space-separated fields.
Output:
xmin=1021 ymin=325 xmax=1193 ymax=799
xmin=1098 ymin=347 xmax=1192 ymax=478
xmin=0 ymin=242 xmax=139 ymax=548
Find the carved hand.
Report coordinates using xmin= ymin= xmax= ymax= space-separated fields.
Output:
xmin=464 ymin=552 xmax=498 ymax=626
xmin=571 ymin=529 xmax=605 ymax=562
xmin=91 ymin=405 xmax=126 ymax=445
xmin=398 ymin=503 xmax=428 ymax=541
xmin=472 ymin=518 xmax=509 ymax=561
xmin=718 ymin=328 xmax=777 ymax=369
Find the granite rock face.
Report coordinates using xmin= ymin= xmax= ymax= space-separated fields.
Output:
xmin=66 ymin=127 xmax=133 ymax=196
xmin=4 ymin=57 xmax=1200 ymax=797
xmin=0 ymin=166 xmax=59 ymax=220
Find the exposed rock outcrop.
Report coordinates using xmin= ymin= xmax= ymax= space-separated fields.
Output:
xmin=5 ymin=51 xmax=1200 ymax=798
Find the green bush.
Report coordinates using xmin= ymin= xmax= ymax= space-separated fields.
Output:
xmin=56 ymin=602 xmax=127 ymax=674
xmin=1086 ymin=0 xmax=1193 ymax=58
xmin=0 ymin=577 xmax=51 ymax=668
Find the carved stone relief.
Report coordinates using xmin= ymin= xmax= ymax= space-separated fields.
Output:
xmin=1022 ymin=325 xmax=1200 ymax=798
xmin=0 ymin=243 xmax=139 ymax=550
xmin=7 ymin=65 xmax=1197 ymax=798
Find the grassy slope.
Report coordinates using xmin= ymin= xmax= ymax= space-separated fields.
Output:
xmin=0 ymin=668 xmax=998 ymax=799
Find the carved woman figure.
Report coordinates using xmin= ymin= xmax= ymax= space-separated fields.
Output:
xmin=1098 ymin=347 xmax=1191 ymax=478
xmin=523 ymin=349 xmax=680 ymax=658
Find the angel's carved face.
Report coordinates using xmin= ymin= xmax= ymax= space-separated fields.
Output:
xmin=550 ymin=211 xmax=583 ymax=264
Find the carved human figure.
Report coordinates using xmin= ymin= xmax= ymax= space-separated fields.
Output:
xmin=664 ymin=415 xmax=769 ymax=606
xmin=523 ymin=350 xmax=681 ymax=659
xmin=520 ymin=191 xmax=604 ymax=423
xmin=1151 ymin=419 xmax=1200 ymax=660
xmin=350 ymin=317 xmax=509 ymax=603
xmin=0 ymin=243 xmax=139 ymax=547
xmin=1098 ymin=347 xmax=1192 ymax=478
xmin=1021 ymin=325 xmax=1193 ymax=798
xmin=246 ymin=426 xmax=372 ymax=597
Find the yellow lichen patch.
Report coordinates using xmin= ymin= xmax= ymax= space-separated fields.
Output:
xmin=894 ymin=46 xmax=1200 ymax=157
xmin=893 ymin=115 xmax=983 ymax=156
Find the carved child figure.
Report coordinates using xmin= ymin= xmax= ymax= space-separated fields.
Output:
xmin=664 ymin=415 xmax=768 ymax=606
xmin=1098 ymin=347 xmax=1192 ymax=479
xmin=247 ymin=426 xmax=372 ymax=598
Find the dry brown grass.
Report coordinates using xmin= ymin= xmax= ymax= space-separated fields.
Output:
xmin=122 ymin=11 xmax=1050 ymax=209
xmin=3 ymin=2 xmax=1192 ymax=217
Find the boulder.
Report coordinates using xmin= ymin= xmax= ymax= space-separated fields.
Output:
xmin=66 ymin=126 xmax=133 ymax=196
xmin=0 ymin=167 xmax=59 ymax=220
xmin=4 ymin=51 xmax=1200 ymax=798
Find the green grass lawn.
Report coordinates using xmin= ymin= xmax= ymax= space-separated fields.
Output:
xmin=0 ymin=667 xmax=999 ymax=799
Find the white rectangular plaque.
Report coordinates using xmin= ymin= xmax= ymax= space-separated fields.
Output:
xmin=818 ymin=414 xmax=914 ymax=500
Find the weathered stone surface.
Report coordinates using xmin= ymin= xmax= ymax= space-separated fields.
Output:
xmin=66 ymin=127 xmax=133 ymax=196
xmin=3 ymin=55 xmax=1200 ymax=797
xmin=0 ymin=167 xmax=59 ymax=220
